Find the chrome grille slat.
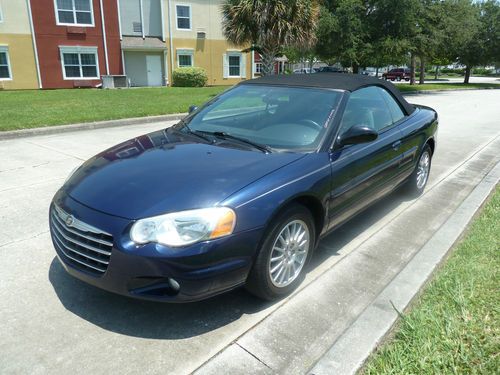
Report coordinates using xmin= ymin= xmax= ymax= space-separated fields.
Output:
xmin=53 ymin=238 xmax=107 ymax=273
xmin=51 ymin=211 xmax=113 ymax=246
xmin=51 ymin=214 xmax=112 ymax=256
xmin=52 ymin=229 xmax=109 ymax=265
xmin=50 ymin=205 xmax=113 ymax=275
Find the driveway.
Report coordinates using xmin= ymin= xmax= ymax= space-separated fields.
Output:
xmin=1 ymin=90 xmax=499 ymax=374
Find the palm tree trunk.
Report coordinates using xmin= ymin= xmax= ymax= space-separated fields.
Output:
xmin=261 ymin=48 xmax=277 ymax=76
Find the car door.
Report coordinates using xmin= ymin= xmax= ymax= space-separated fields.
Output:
xmin=326 ymin=86 xmax=405 ymax=230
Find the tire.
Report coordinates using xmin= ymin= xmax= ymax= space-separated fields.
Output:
xmin=405 ymin=145 xmax=432 ymax=196
xmin=246 ymin=204 xmax=316 ymax=301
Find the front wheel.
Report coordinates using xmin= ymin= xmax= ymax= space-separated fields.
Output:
xmin=246 ymin=204 xmax=315 ymax=301
xmin=406 ymin=145 xmax=432 ymax=196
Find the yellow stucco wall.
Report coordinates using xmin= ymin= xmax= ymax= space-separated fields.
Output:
xmin=0 ymin=35 xmax=38 ymax=90
xmin=169 ymin=38 xmax=251 ymax=86
xmin=164 ymin=0 xmax=252 ymax=86
xmin=0 ymin=1 xmax=38 ymax=89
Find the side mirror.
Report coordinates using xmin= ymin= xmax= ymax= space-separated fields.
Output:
xmin=188 ymin=105 xmax=198 ymax=114
xmin=338 ymin=125 xmax=378 ymax=147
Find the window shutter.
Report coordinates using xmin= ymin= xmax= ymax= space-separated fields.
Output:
xmin=223 ymin=54 xmax=229 ymax=78
xmin=240 ymin=53 xmax=246 ymax=78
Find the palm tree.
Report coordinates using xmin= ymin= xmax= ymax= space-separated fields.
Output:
xmin=221 ymin=0 xmax=320 ymax=76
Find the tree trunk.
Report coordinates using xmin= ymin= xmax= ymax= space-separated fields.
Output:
xmin=419 ymin=56 xmax=425 ymax=84
xmin=464 ymin=65 xmax=471 ymax=83
xmin=434 ymin=65 xmax=439 ymax=80
xmin=261 ymin=49 xmax=277 ymax=76
xmin=352 ymin=63 xmax=359 ymax=74
xmin=376 ymin=67 xmax=379 ymax=78
xmin=410 ymin=53 xmax=416 ymax=85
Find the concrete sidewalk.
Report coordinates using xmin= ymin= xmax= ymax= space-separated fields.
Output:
xmin=0 ymin=90 xmax=499 ymax=375
xmin=195 ymin=136 xmax=500 ymax=375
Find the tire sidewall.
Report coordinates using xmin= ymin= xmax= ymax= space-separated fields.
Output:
xmin=410 ymin=145 xmax=432 ymax=195
xmin=248 ymin=205 xmax=316 ymax=300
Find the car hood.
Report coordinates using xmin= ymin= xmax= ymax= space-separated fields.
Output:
xmin=64 ymin=129 xmax=305 ymax=219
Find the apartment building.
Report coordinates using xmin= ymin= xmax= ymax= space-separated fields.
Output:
xmin=119 ymin=0 xmax=251 ymax=86
xmin=0 ymin=0 xmax=39 ymax=89
xmin=30 ymin=0 xmax=122 ymax=89
xmin=1 ymin=0 xmax=252 ymax=89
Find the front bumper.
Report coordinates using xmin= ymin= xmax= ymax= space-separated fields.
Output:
xmin=50 ymin=191 xmax=264 ymax=302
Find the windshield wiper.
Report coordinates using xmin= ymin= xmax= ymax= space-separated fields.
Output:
xmin=174 ymin=120 xmax=213 ymax=143
xmin=198 ymin=131 xmax=272 ymax=153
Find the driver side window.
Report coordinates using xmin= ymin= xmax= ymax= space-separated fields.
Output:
xmin=339 ymin=86 xmax=401 ymax=137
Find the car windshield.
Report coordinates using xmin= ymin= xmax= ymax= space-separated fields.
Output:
xmin=180 ymin=85 xmax=343 ymax=152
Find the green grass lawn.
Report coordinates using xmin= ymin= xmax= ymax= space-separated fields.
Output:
xmin=398 ymin=82 xmax=500 ymax=92
xmin=1 ymin=82 xmax=499 ymax=132
xmin=363 ymin=188 xmax=500 ymax=374
xmin=0 ymin=86 xmax=227 ymax=131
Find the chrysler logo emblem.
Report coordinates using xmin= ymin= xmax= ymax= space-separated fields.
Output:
xmin=66 ymin=215 xmax=75 ymax=227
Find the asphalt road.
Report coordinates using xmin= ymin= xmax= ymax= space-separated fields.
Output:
xmin=1 ymin=90 xmax=499 ymax=374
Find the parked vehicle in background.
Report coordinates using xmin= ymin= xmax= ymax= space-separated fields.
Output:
xmin=317 ymin=66 xmax=347 ymax=73
xmin=382 ymin=68 xmax=411 ymax=81
xmin=293 ymin=68 xmax=315 ymax=74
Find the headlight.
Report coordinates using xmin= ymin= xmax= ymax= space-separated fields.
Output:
xmin=130 ymin=207 xmax=236 ymax=247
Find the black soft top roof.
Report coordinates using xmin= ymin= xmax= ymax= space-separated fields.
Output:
xmin=241 ymin=73 xmax=415 ymax=115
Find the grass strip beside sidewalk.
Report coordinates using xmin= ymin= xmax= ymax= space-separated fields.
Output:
xmin=0 ymin=86 xmax=228 ymax=131
xmin=363 ymin=188 xmax=499 ymax=374
xmin=398 ymin=82 xmax=500 ymax=92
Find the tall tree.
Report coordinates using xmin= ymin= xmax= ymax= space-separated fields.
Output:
xmin=440 ymin=0 xmax=499 ymax=83
xmin=315 ymin=1 xmax=371 ymax=73
xmin=221 ymin=0 xmax=320 ymax=75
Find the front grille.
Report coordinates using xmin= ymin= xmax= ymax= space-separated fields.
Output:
xmin=50 ymin=205 xmax=113 ymax=275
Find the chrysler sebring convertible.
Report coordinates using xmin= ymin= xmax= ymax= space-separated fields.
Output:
xmin=50 ymin=74 xmax=438 ymax=302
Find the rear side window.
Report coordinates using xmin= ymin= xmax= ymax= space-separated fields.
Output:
xmin=340 ymin=86 xmax=393 ymax=134
xmin=378 ymin=88 xmax=405 ymax=123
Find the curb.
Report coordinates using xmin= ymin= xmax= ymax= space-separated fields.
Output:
xmin=0 ymin=113 xmax=186 ymax=141
xmin=309 ymin=160 xmax=500 ymax=375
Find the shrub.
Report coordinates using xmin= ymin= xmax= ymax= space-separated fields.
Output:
xmin=172 ymin=67 xmax=208 ymax=87
xmin=472 ymin=67 xmax=493 ymax=76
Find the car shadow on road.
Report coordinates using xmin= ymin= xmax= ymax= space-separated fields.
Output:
xmin=49 ymin=186 xmax=414 ymax=340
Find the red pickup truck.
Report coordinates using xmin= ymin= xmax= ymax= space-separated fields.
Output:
xmin=382 ymin=68 xmax=411 ymax=81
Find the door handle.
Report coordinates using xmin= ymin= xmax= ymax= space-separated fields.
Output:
xmin=392 ymin=140 xmax=402 ymax=150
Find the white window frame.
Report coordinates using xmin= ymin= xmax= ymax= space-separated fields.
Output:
xmin=254 ymin=62 xmax=262 ymax=74
xmin=176 ymin=49 xmax=194 ymax=68
xmin=0 ymin=46 xmax=13 ymax=81
xmin=227 ymin=52 xmax=242 ymax=78
xmin=54 ymin=0 xmax=95 ymax=27
xmin=175 ymin=4 xmax=191 ymax=31
xmin=59 ymin=46 xmax=99 ymax=80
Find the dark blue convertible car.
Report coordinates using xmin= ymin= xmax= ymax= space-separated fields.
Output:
xmin=50 ymin=74 xmax=438 ymax=302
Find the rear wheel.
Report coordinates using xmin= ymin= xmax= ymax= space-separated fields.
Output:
xmin=406 ymin=145 xmax=432 ymax=196
xmin=246 ymin=204 xmax=315 ymax=301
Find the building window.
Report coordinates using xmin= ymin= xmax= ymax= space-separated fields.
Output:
xmin=55 ymin=0 xmax=94 ymax=26
xmin=176 ymin=5 xmax=191 ymax=30
xmin=60 ymin=46 xmax=99 ymax=79
xmin=223 ymin=52 xmax=246 ymax=78
xmin=229 ymin=55 xmax=241 ymax=77
xmin=0 ymin=48 xmax=12 ymax=80
xmin=177 ymin=49 xmax=193 ymax=67
xmin=254 ymin=63 xmax=262 ymax=74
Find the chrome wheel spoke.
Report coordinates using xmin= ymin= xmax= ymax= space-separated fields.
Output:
xmin=268 ymin=219 xmax=310 ymax=288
